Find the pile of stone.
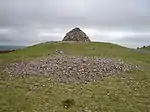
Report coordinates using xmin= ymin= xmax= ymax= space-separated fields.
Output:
xmin=62 ymin=28 xmax=91 ymax=42
xmin=4 ymin=56 xmax=138 ymax=83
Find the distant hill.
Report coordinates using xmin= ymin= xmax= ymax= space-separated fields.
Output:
xmin=144 ymin=46 xmax=150 ymax=50
xmin=0 ymin=45 xmax=25 ymax=51
xmin=140 ymin=45 xmax=150 ymax=51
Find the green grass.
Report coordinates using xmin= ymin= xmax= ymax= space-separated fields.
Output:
xmin=0 ymin=42 xmax=149 ymax=63
xmin=0 ymin=41 xmax=150 ymax=112
xmin=141 ymin=46 xmax=150 ymax=51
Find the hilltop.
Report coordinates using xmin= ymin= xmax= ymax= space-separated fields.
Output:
xmin=0 ymin=41 xmax=149 ymax=63
xmin=0 ymin=42 xmax=128 ymax=60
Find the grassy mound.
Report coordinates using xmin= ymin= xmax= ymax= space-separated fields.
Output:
xmin=0 ymin=42 xmax=149 ymax=63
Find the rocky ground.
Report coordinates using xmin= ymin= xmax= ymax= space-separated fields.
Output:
xmin=3 ymin=55 xmax=138 ymax=83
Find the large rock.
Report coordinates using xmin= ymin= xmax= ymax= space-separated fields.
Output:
xmin=62 ymin=28 xmax=91 ymax=42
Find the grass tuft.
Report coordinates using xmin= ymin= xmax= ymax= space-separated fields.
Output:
xmin=62 ymin=99 xmax=76 ymax=109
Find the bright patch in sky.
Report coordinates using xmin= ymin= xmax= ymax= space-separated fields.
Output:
xmin=84 ymin=29 xmax=150 ymax=39
xmin=0 ymin=28 xmax=10 ymax=34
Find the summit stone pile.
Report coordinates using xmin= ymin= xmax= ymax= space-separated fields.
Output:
xmin=62 ymin=28 xmax=91 ymax=42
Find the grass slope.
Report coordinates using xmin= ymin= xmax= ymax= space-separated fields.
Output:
xmin=0 ymin=42 xmax=150 ymax=112
xmin=141 ymin=46 xmax=150 ymax=51
xmin=0 ymin=42 xmax=149 ymax=63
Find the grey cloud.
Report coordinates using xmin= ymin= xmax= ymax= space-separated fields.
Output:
xmin=114 ymin=35 xmax=150 ymax=48
xmin=116 ymin=35 xmax=150 ymax=44
xmin=0 ymin=0 xmax=150 ymax=28
xmin=0 ymin=27 xmax=63 ymax=45
xmin=0 ymin=0 xmax=150 ymax=47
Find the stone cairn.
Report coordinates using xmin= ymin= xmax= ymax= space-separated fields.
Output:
xmin=62 ymin=28 xmax=91 ymax=42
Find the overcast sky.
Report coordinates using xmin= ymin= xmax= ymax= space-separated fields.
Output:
xmin=0 ymin=0 xmax=150 ymax=48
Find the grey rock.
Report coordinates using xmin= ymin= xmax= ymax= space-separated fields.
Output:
xmin=55 ymin=49 xmax=63 ymax=54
